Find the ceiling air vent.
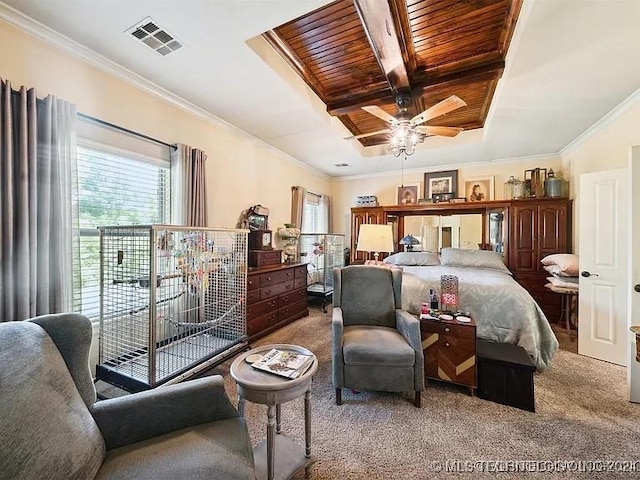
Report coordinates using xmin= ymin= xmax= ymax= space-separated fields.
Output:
xmin=126 ymin=17 xmax=183 ymax=56
xmin=334 ymin=163 xmax=349 ymax=168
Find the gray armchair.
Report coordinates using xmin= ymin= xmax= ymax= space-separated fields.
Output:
xmin=0 ymin=313 xmax=255 ymax=480
xmin=332 ymin=266 xmax=424 ymax=407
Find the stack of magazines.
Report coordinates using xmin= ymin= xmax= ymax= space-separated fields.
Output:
xmin=251 ymin=348 xmax=315 ymax=379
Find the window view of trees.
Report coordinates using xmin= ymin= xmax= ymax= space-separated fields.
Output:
xmin=73 ymin=146 xmax=170 ymax=319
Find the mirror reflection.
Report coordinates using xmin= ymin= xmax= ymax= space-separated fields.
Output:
xmin=403 ymin=214 xmax=484 ymax=252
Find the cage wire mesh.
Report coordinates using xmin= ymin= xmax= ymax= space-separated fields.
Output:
xmin=298 ymin=234 xmax=345 ymax=294
xmin=97 ymin=225 xmax=248 ymax=390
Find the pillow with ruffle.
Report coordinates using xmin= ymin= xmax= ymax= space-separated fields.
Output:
xmin=540 ymin=254 xmax=579 ymax=276
xmin=364 ymin=260 xmax=403 ymax=271
xmin=440 ymin=248 xmax=511 ymax=275
xmin=382 ymin=252 xmax=440 ymax=266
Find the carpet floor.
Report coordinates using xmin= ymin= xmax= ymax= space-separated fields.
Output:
xmin=203 ymin=306 xmax=640 ymax=479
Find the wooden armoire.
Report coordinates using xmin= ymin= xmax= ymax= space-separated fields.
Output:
xmin=350 ymin=198 xmax=572 ymax=323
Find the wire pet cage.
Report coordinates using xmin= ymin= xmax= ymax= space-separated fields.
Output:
xmin=97 ymin=225 xmax=248 ymax=392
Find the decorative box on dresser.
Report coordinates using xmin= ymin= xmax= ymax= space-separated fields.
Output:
xmin=246 ymin=263 xmax=309 ymax=341
xmin=420 ymin=316 xmax=477 ymax=395
xmin=509 ymin=198 xmax=572 ymax=322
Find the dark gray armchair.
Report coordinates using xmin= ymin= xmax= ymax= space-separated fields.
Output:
xmin=332 ymin=266 xmax=424 ymax=407
xmin=0 ymin=313 xmax=255 ymax=480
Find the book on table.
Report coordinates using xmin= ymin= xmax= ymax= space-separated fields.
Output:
xmin=251 ymin=348 xmax=315 ymax=379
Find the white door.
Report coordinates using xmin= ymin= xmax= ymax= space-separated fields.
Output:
xmin=578 ymin=169 xmax=628 ymax=365
xmin=628 ymin=147 xmax=640 ymax=402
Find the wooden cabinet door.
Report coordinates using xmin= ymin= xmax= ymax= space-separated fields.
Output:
xmin=351 ymin=208 xmax=384 ymax=263
xmin=509 ymin=205 xmax=538 ymax=273
xmin=537 ymin=203 xmax=568 ymax=269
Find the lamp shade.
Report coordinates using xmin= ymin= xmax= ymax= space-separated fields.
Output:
xmin=356 ymin=224 xmax=394 ymax=253
xmin=400 ymin=234 xmax=420 ymax=246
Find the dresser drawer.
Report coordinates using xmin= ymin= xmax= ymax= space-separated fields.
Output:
xmin=294 ymin=278 xmax=306 ymax=289
xmin=294 ymin=265 xmax=307 ymax=278
xmin=260 ymin=281 xmax=294 ymax=300
xmin=260 ymin=269 xmax=294 ymax=287
xmin=280 ymin=287 xmax=307 ymax=305
xmin=247 ymin=275 xmax=260 ymax=291
xmin=247 ymin=311 xmax=278 ymax=336
xmin=279 ymin=299 xmax=308 ymax=321
xmin=421 ymin=321 xmax=475 ymax=339
xmin=247 ymin=297 xmax=278 ymax=319
xmin=247 ymin=288 xmax=261 ymax=304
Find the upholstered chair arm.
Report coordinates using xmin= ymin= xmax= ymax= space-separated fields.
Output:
xmin=91 ymin=375 xmax=240 ymax=450
xmin=395 ymin=310 xmax=424 ymax=391
xmin=332 ymin=307 xmax=345 ymax=388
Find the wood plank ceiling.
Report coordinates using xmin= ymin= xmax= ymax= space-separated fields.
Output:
xmin=264 ymin=0 xmax=523 ymax=148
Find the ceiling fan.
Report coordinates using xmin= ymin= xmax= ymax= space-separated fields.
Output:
xmin=346 ymin=94 xmax=467 ymax=156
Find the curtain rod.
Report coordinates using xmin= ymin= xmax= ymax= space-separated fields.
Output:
xmin=78 ymin=112 xmax=176 ymax=150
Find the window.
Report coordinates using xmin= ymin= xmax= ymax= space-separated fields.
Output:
xmin=301 ymin=192 xmax=328 ymax=234
xmin=73 ymin=143 xmax=170 ymax=319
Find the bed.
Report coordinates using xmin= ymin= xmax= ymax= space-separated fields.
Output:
xmin=383 ymin=250 xmax=558 ymax=371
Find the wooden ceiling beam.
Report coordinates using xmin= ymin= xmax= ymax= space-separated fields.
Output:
xmin=353 ymin=0 xmax=411 ymax=93
xmin=327 ymin=59 xmax=505 ymax=115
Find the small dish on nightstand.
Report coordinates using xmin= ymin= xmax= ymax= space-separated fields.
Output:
xmin=439 ymin=314 xmax=454 ymax=321
xmin=456 ymin=315 xmax=471 ymax=323
xmin=245 ymin=354 xmax=263 ymax=364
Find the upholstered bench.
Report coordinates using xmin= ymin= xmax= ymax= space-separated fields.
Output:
xmin=477 ymin=340 xmax=536 ymax=412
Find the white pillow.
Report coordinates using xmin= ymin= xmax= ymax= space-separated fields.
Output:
xmin=543 ymin=264 xmax=577 ymax=277
xmin=364 ymin=260 xmax=403 ymax=271
xmin=440 ymin=248 xmax=511 ymax=275
xmin=383 ymin=251 xmax=440 ymax=266
xmin=540 ymin=254 xmax=579 ymax=276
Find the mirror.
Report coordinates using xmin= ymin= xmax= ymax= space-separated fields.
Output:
xmin=403 ymin=214 xmax=483 ymax=252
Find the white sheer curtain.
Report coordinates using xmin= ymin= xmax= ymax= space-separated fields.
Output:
xmin=0 ymin=79 xmax=76 ymax=321
xmin=171 ymin=144 xmax=208 ymax=226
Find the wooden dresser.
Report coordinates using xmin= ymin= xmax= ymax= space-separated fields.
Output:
xmin=246 ymin=263 xmax=309 ymax=341
xmin=420 ymin=316 xmax=477 ymax=394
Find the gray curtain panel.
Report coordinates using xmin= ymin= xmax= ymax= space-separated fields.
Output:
xmin=171 ymin=144 xmax=208 ymax=227
xmin=0 ymin=79 xmax=77 ymax=321
xmin=290 ymin=186 xmax=307 ymax=230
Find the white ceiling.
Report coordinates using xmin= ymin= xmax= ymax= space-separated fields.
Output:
xmin=4 ymin=0 xmax=640 ymax=177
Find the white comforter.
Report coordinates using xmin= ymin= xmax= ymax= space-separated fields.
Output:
xmin=401 ymin=265 xmax=558 ymax=370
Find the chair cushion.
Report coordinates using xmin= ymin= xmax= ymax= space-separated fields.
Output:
xmin=340 ymin=267 xmax=396 ymax=327
xmin=0 ymin=322 xmax=105 ymax=480
xmin=343 ymin=325 xmax=415 ymax=367
xmin=96 ymin=418 xmax=255 ymax=480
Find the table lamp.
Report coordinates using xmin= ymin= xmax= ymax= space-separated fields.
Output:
xmin=400 ymin=234 xmax=421 ymax=252
xmin=356 ymin=224 xmax=394 ymax=261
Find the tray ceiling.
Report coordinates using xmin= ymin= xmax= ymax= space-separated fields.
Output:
xmin=265 ymin=0 xmax=523 ymax=148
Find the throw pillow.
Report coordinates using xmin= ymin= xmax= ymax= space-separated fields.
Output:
xmin=439 ymin=248 xmax=511 ymax=275
xmin=540 ymin=253 xmax=579 ymax=276
xmin=382 ymin=252 xmax=440 ymax=266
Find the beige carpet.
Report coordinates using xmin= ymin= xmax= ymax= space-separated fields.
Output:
xmin=205 ymin=306 xmax=640 ymax=479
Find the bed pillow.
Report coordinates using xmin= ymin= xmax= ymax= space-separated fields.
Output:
xmin=540 ymin=254 xmax=579 ymax=276
xmin=440 ymin=248 xmax=511 ymax=275
xmin=543 ymin=264 xmax=578 ymax=277
xmin=364 ymin=259 xmax=402 ymax=271
xmin=382 ymin=252 xmax=440 ymax=266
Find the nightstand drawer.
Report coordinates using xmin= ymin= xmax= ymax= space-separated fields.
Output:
xmin=421 ymin=321 xmax=475 ymax=339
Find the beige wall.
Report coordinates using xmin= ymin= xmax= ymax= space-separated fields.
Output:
xmin=0 ymin=20 xmax=330 ymax=231
xmin=331 ymin=155 xmax=564 ymax=245
xmin=563 ymin=97 xmax=640 ymax=252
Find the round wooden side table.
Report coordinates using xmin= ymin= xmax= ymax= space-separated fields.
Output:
xmin=230 ymin=344 xmax=318 ymax=480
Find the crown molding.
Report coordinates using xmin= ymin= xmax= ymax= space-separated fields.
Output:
xmin=0 ymin=1 xmax=328 ymax=179
xmin=560 ymin=86 xmax=640 ymax=157
xmin=332 ymin=152 xmax=560 ymax=182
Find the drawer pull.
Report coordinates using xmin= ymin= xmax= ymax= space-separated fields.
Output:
xmin=444 ymin=327 xmax=450 ymax=333
xmin=287 ymin=272 xmax=292 ymax=276
xmin=265 ymin=290 xmax=271 ymax=295
xmin=445 ymin=342 xmax=450 ymax=348
xmin=266 ymin=277 xmax=271 ymax=281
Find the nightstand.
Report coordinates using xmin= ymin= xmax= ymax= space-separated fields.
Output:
xmin=420 ymin=315 xmax=477 ymax=395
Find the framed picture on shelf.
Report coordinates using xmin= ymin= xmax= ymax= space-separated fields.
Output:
xmin=432 ymin=192 xmax=454 ymax=203
xmin=464 ymin=176 xmax=495 ymax=202
xmin=396 ymin=183 xmax=420 ymax=205
xmin=424 ymin=170 xmax=458 ymax=199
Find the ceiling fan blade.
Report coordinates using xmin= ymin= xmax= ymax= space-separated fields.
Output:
xmin=344 ymin=128 xmax=391 ymax=140
xmin=410 ymin=95 xmax=467 ymax=126
xmin=361 ymin=106 xmax=397 ymax=124
xmin=414 ymin=126 xmax=464 ymax=137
